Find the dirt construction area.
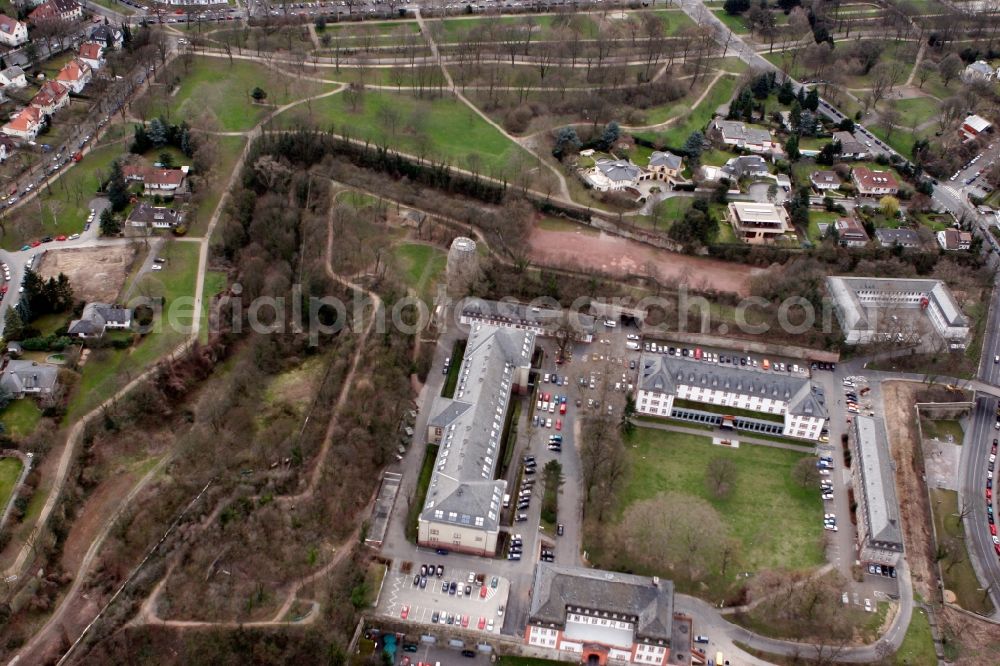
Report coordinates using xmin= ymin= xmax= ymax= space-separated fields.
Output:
xmin=35 ymin=244 xmax=138 ymax=303
xmin=528 ymin=227 xmax=762 ymax=296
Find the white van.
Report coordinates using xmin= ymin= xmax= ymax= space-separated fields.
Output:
xmin=604 ymin=318 xmax=617 ymax=328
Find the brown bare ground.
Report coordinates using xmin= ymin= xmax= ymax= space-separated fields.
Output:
xmin=882 ymin=381 xmax=940 ymax=602
xmin=34 ymin=244 xmax=138 ymax=304
xmin=936 ymin=605 xmax=1000 ymax=665
xmin=528 ymin=227 xmax=762 ymax=296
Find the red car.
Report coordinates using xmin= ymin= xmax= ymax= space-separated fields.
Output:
xmin=400 ymin=605 xmax=409 ymax=620
xmin=559 ymin=403 xmax=567 ymax=415
xmin=477 ymin=616 xmax=486 ymax=630
xmin=991 ymin=524 xmax=997 ymax=536
xmin=555 ymin=419 xmax=562 ymax=431
xmin=995 ymin=543 xmax=1000 ymax=557
xmin=988 ymin=489 xmax=993 ymax=501
xmin=461 ymin=614 xmax=469 ymax=628
xmin=30 ymin=240 xmax=40 ymax=247
xmin=543 ymin=393 xmax=550 ymax=402
xmin=55 ymin=235 xmax=66 ymax=241
xmin=479 ymin=585 xmax=487 ymax=598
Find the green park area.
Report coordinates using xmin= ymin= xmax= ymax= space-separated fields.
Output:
xmin=895 ymin=606 xmax=937 ymax=665
xmin=0 ymin=400 xmax=43 ymax=439
xmin=151 ymin=57 xmax=334 ymax=132
xmin=277 ymin=89 xmax=531 ymax=175
xmin=2 ymin=143 xmax=120 ymax=250
xmin=0 ymin=457 xmax=24 ymax=515
xmin=633 ymin=75 xmax=736 ymax=149
xmin=66 ymin=241 xmax=201 ymax=420
xmin=391 ymin=243 xmax=446 ymax=302
xmin=588 ymin=428 xmax=824 ymax=596
xmin=928 ymin=489 xmax=994 ymax=615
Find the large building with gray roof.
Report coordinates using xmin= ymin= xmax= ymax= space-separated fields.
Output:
xmin=826 ymin=276 xmax=970 ymax=348
xmin=460 ymin=298 xmax=597 ymax=343
xmin=636 ymin=354 xmax=828 ymax=440
xmin=419 ymin=321 xmax=535 ymax=556
xmin=850 ymin=415 xmax=903 ymax=565
xmin=525 ymin=563 xmax=675 ymax=666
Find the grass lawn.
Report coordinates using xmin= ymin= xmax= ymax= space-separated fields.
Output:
xmin=633 ymin=75 xmax=736 ymax=150
xmin=276 ymin=90 xmax=531 ymax=176
xmin=192 ymin=135 xmax=246 ymax=239
xmin=405 ymin=443 xmax=439 ymax=542
xmin=441 ymin=338 xmax=466 ymax=399
xmin=807 ymin=209 xmax=842 ymax=242
xmin=885 ymin=96 xmax=939 ymax=129
xmin=920 ymin=418 xmax=963 ymax=442
xmin=712 ymin=9 xmax=750 ymax=34
xmin=0 ymin=457 xmax=23 ymax=515
xmin=611 ymin=428 xmax=824 ymax=573
xmin=66 ymin=241 xmax=200 ymax=420
xmin=895 ymin=606 xmax=937 ymax=665
xmin=150 ymin=57 xmax=333 ymax=132
xmin=929 ymin=489 xmax=994 ymax=615
xmin=199 ymin=270 xmax=226 ymax=343
xmin=391 ymin=243 xmax=446 ymax=302
xmin=0 ymin=400 xmax=42 ymax=439
xmin=2 ymin=143 xmax=122 ymax=250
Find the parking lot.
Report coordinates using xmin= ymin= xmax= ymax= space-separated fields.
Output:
xmin=379 ymin=561 xmax=509 ymax=636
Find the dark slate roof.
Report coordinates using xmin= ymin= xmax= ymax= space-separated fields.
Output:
xmin=649 ymin=151 xmax=682 ymax=170
xmin=528 ymin=563 xmax=674 ymax=643
xmin=638 ymin=354 xmax=827 ymax=418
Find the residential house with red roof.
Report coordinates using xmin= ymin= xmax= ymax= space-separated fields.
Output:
xmin=30 ymin=81 xmax=69 ymax=115
xmin=0 ymin=14 xmax=28 ymax=47
xmin=851 ymin=167 xmax=899 ymax=197
xmin=123 ymin=164 xmax=189 ymax=193
xmin=78 ymin=42 xmax=104 ymax=71
xmin=29 ymin=0 xmax=82 ymax=24
xmin=55 ymin=58 xmax=91 ymax=94
xmin=3 ymin=107 xmax=43 ymax=141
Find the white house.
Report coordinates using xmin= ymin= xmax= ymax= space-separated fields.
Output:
xmin=636 ymin=354 xmax=828 ymax=441
xmin=55 ymin=58 xmax=91 ymax=94
xmin=0 ymin=15 xmax=28 ymax=47
xmin=962 ymin=60 xmax=995 ymax=83
xmin=2 ymin=107 xmax=42 ymax=141
xmin=67 ymin=303 xmax=132 ymax=338
xmin=77 ymin=42 xmax=105 ymax=71
xmin=710 ymin=119 xmax=777 ymax=153
xmin=585 ymin=159 xmax=644 ymax=192
xmin=936 ymin=228 xmax=972 ymax=251
xmin=0 ymin=66 xmax=27 ymax=90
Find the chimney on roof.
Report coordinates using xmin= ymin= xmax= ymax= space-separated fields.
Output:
xmin=652 ymin=576 xmax=660 ymax=588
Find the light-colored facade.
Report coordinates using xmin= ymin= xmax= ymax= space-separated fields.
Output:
xmin=0 ymin=15 xmax=28 ymax=47
xmin=727 ymin=201 xmax=791 ymax=243
xmin=418 ymin=320 xmax=535 ymax=556
xmin=647 ymin=151 xmax=683 ymax=180
xmin=711 ymin=119 xmax=776 ymax=153
xmin=586 ymin=159 xmax=644 ymax=192
xmin=459 ymin=298 xmax=596 ymax=344
xmin=850 ymin=416 xmax=903 ymax=566
xmin=826 ymin=276 xmax=970 ymax=348
xmin=525 ymin=563 xmax=674 ymax=666
xmin=636 ymin=355 xmax=827 ymax=441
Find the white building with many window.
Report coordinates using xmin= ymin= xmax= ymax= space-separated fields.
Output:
xmin=419 ymin=321 xmax=535 ymax=556
xmin=826 ymin=276 xmax=970 ymax=348
xmin=636 ymin=355 xmax=828 ymax=440
xmin=525 ymin=563 xmax=675 ymax=666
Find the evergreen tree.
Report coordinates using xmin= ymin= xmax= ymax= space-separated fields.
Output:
xmin=599 ymin=121 xmax=621 ymax=150
xmin=107 ymin=160 xmax=129 ymax=212
xmin=100 ymin=208 xmax=122 ymax=236
xmin=4 ymin=308 xmax=24 ymax=341
xmin=777 ymin=79 xmax=795 ymax=105
xmin=682 ymin=131 xmax=705 ymax=167
xmin=723 ymin=0 xmax=750 ymax=14
xmin=552 ymin=126 xmax=581 ymax=159
xmin=131 ymin=124 xmax=152 ymax=154
xmin=147 ymin=117 xmax=168 ymax=146
xmin=784 ymin=135 xmax=800 ymax=161
xmin=790 ymin=100 xmax=802 ymax=132
xmin=804 ymin=88 xmax=819 ymax=111
xmin=180 ymin=127 xmax=193 ymax=157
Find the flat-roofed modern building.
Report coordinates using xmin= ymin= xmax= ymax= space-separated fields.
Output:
xmin=460 ymin=298 xmax=597 ymax=343
xmin=419 ymin=321 xmax=535 ymax=556
xmin=727 ymin=202 xmax=791 ymax=243
xmin=826 ymin=276 xmax=970 ymax=348
xmin=850 ymin=415 xmax=903 ymax=566
xmin=525 ymin=563 xmax=674 ymax=666
xmin=635 ymin=355 xmax=827 ymax=440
